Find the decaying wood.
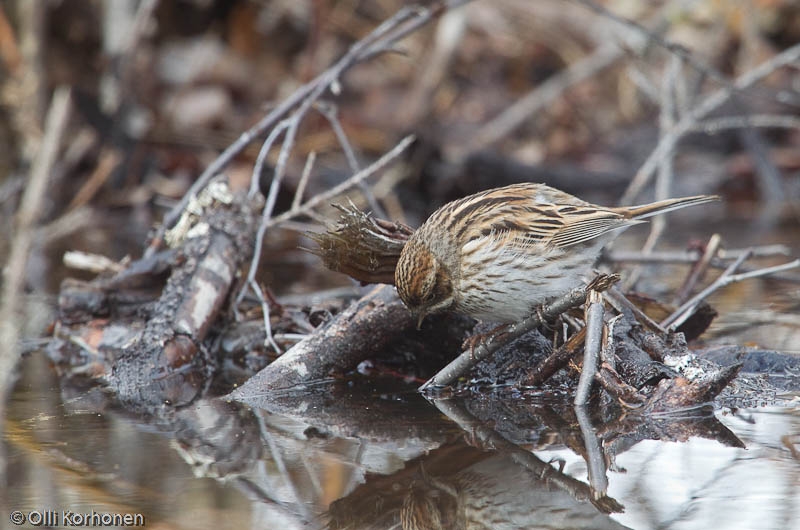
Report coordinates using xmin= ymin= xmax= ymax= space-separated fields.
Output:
xmin=594 ymin=364 xmax=646 ymax=406
xmin=115 ymin=183 xmax=259 ymax=406
xmin=643 ymin=363 xmax=743 ymax=413
xmin=523 ymin=327 xmax=585 ymax=386
xmin=229 ymin=284 xmax=414 ymax=394
xmin=57 ymin=250 xmax=174 ymax=324
xmin=51 ymin=180 xmax=261 ymax=408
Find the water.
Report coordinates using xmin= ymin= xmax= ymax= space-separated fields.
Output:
xmin=2 ymin=351 xmax=798 ymax=530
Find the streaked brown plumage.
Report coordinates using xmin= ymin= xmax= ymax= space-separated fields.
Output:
xmin=395 ymin=183 xmax=717 ymax=326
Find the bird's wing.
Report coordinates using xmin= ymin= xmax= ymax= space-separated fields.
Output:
xmin=436 ymin=183 xmax=636 ymax=252
xmin=459 ymin=203 xmax=635 ymax=251
xmin=547 ymin=210 xmax=639 ymax=248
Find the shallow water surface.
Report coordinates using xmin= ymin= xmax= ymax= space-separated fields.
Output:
xmin=3 ymin=350 xmax=798 ymax=530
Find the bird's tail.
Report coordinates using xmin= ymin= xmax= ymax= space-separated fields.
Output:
xmin=622 ymin=195 xmax=720 ymax=220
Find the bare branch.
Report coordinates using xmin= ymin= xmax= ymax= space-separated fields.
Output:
xmin=693 ymin=114 xmax=800 ymax=134
xmin=292 ymin=151 xmax=317 ymax=210
xmin=152 ymin=3 xmax=458 ymax=252
xmin=249 ymin=281 xmax=282 ymax=354
xmin=458 ymin=42 xmax=622 ymax=157
xmin=605 ymin=245 xmax=793 ymax=264
xmin=0 ymin=87 xmax=71 ymax=409
xmin=571 ymin=0 xmax=729 ymax=85
xmin=621 ymin=42 xmax=800 ymax=204
xmin=661 ymin=252 xmax=800 ymax=330
xmin=675 ymin=234 xmax=722 ymax=304
xmin=315 ymin=101 xmax=386 ymax=217
xmin=575 ymin=290 xmax=604 ymax=405
xmin=266 ymin=135 xmax=416 ymax=229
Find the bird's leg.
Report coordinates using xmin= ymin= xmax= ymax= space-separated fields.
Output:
xmin=460 ymin=301 xmax=559 ymax=356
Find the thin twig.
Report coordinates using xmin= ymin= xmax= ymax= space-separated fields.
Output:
xmin=604 ymin=244 xmax=800 ymax=283
xmin=316 ymin=102 xmax=361 ymax=173
xmin=594 ymin=363 xmax=645 ymax=407
xmin=625 ymin=54 xmax=681 ymax=290
xmin=66 ymin=149 xmax=121 ymax=211
xmin=724 ymin=260 xmax=800 ymax=283
xmin=571 ymin=0 xmax=729 ymax=85
xmin=250 ymin=281 xmax=282 ymax=354
xmin=458 ymin=42 xmax=622 ymax=157
xmin=621 ymin=42 xmax=800 ymax=204
xmin=523 ymin=326 xmax=585 ymax=387
xmin=420 ymin=274 xmax=619 ymax=390
xmin=662 ymin=253 xmax=800 ymax=330
xmin=292 ymin=151 xmax=317 ymax=210
xmin=236 ymin=135 xmax=415 ymax=307
xmin=693 ymin=114 xmax=800 ymax=134
xmin=265 ymin=134 xmax=415 ymax=229
xmin=234 ymin=4 xmax=438 ymax=304
xmin=605 ymin=245 xmax=792 ymax=263
xmin=0 ymin=87 xmax=71 ymax=411
xmin=603 ymin=287 xmax=665 ymax=334
xmin=315 ymin=101 xmax=386 ymax=218
xmin=248 ymin=119 xmax=291 ymax=198
xmin=662 ymin=249 xmax=753 ymax=329
xmin=675 ymin=233 xmax=722 ymax=304
xmin=151 ymin=3 xmax=455 ymax=252
xmin=575 ymin=290 xmax=604 ymax=405
xmin=572 ymin=1 xmax=799 ymax=208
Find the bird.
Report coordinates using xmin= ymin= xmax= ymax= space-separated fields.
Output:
xmin=395 ymin=182 xmax=717 ymax=328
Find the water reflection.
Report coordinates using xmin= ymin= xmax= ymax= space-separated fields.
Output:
xmin=3 ymin=353 xmax=798 ymax=530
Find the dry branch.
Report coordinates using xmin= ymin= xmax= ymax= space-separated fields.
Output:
xmin=621 ymin=42 xmax=800 ymax=204
xmin=0 ymin=87 xmax=71 ymax=408
xmin=229 ymin=284 xmax=414 ymax=395
xmin=150 ymin=2 xmax=465 ymax=254
xmin=574 ymin=290 xmax=604 ymax=405
xmin=662 ymin=251 xmax=800 ymax=330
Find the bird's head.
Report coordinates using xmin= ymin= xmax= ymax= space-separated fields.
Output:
xmin=395 ymin=240 xmax=455 ymax=329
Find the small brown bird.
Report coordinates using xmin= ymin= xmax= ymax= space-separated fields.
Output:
xmin=395 ymin=183 xmax=717 ymax=327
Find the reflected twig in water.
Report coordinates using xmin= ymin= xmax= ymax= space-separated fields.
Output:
xmin=574 ymin=405 xmax=608 ymax=496
xmin=432 ymin=397 xmax=624 ymax=514
xmin=253 ymin=409 xmax=314 ymax=520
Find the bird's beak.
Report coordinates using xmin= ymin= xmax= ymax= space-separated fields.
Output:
xmin=416 ymin=311 xmax=426 ymax=330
